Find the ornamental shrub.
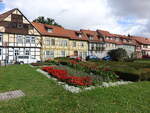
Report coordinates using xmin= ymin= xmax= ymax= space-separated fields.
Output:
xmin=108 ymin=48 xmax=128 ymax=61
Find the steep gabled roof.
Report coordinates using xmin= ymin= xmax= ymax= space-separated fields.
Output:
xmin=0 ymin=8 xmax=17 ymax=21
xmin=0 ymin=8 xmax=41 ymax=35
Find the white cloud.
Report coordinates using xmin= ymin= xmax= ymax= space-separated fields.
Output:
xmin=2 ymin=0 xmax=150 ymax=38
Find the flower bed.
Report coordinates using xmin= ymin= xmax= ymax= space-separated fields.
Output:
xmin=41 ymin=66 xmax=93 ymax=86
xmin=65 ymin=60 xmax=119 ymax=81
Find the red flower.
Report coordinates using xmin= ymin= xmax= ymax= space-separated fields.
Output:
xmin=41 ymin=66 xmax=56 ymax=72
xmin=41 ymin=66 xmax=93 ymax=86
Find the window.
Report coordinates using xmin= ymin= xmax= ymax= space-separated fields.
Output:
xmin=47 ymin=28 xmax=53 ymax=32
xmin=31 ymin=37 xmax=35 ymax=44
xmin=26 ymin=36 xmax=30 ymax=43
xmin=25 ymin=50 xmax=30 ymax=55
xmin=81 ymin=43 xmax=84 ymax=47
xmin=61 ymin=51 xmax=65 ymax=57
xmin=51 ymin=39 xmax=55 ymax=46
xmin=45 ymin=51 xmax=54 ymax=58
xmin=143 ymin=45 xmax=148 ymax=48
xmin=88 ymin=35 xmax=94 ymax=40
xmin=76 ymin=33 xmax=82 ymax=38
xmin=16 ymin=35 xmax=23 ymax=43
xmin=14 ymin=50 xmax=19 ymax=56
xmin=17 ymin=24 xmax=23 ymax=29
xmin=45 ymin=39 xmax=50 ymax=45
xmin=0 ymin=48 xmax=2 ymax=55
xmin=11 ymin=22 xmax=17 ymax=28
xmin=60 ymin=40 xmax=67 ymax=46
xmin=0 ymin=33 xmax=2 ymax=42
xmin=64 ymin=40 xmax=68 ymax=46
xmin=79 ymin=52 xmax=82 ymax=57
xmin=123 ymin=39 xmax=127 ymax=42
xmin=73 ymin=42 xmax=76 ymax=47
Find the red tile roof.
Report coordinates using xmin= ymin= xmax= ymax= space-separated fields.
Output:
xmin=32 ymin=22 xmax=70 ymax=38
xmin=132 ymin=36 xmax=150 ymax=45
xmin=32 ymin=22 xmax=88 ymax=41
xmin=80 ymin=29 xmax=103 ymax=42
xmin=65 ymin=29 xmax=88 ymax=41
xmin=97 ymin=30 xmax=136 ymax=45
xmin=97 ymin=30 xmax=115 ymax=37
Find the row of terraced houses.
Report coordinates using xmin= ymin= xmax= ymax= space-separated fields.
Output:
xmin=0 ymin=8 xmax=150 ymax=64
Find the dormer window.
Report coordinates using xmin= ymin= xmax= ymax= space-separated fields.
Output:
xmin=123 ymin=39 xmax=127 ymax=42
xmin=98 ymin=36 xmax=102 ymax=41
xmin=116 ymin=38 xmax=119 ymax=41
xmin=76 ymin=33 xmax=82 ymax=38
xmin=106 ymin=37 xmax=109 ymax=40
xmin=47 ymin=28 xmax=53 ymax=32
xmin=87 ymin=35 xmax=93 ymax=40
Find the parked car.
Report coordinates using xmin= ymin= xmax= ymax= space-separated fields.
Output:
xmin=86 ymin=55 xmax=100 ymax=61
xmin=16 ymin=55 xmax=38 ymax=64
xmin=102 ymin=56 xmax=112 ymax=61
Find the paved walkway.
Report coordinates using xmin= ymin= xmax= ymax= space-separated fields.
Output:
xmin=0 ymin=90 xmax=25 ymax=101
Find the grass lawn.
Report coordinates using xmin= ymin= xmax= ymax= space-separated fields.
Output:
xmin=0 ymin=65 xmax=149 ymax=113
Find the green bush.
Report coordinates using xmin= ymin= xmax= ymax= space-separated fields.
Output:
xmin=108 ymin=48 xmax=128 ymax=61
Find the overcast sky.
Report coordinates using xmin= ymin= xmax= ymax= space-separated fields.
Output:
xmin=0 ymin=0 xmax=150 ymax=38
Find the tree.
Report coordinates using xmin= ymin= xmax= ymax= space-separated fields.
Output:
xmin=108 ymin=48 xmax=128 ymax=61
xmin=33 ymin=16 xmax=62 ymax=27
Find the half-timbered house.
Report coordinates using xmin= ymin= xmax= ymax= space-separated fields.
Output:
xmin=0 ymin=8 xmax=41 ymax=64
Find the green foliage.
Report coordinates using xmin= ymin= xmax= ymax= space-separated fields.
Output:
xmin=58 ymin=59 xmax=119 ymax=82
xmin=33 ymin=16 xmax=62 ymax=27
xmin=0 ymin=65 xmax=149 ymax=113
xmin=108 ymin=48 xmax=128 ymax=61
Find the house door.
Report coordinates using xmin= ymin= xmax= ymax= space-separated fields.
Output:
xmin=74 ymin=51 xmax=78 ymax=56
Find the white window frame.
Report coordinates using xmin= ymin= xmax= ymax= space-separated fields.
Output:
xmin=14 ymin=49 xmax=19 ymax=56
xmin=25 ymin=49 xmax=30 ymax=55
xmin=16 ymin=35 xmax=23 ymax=43
xmin=64 ymin=40 xmax=68 ymax=46
xmin=31 ymin=37 xmax=35 ymax=44
xmin=61 ymin=51 xmax=65 ymax=57
xmin=45 ymin=39 xmax=50 ymax=45
xmin=88 ymin=36 xmax=94 ymax=40
xmin=45 ymin=51 xmax=54 ymax=58
xmin=73 ymin=42 xmax=76 ymax=47
xmin=26 ymin=36 xmax=31 ymax=44
xmin=51 ymin=39 xmax=55 ymax=46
